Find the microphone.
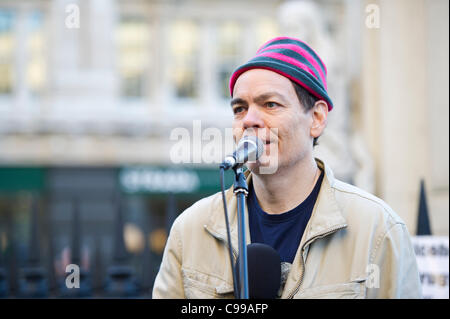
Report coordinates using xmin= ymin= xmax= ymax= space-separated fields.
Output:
xmin=235 ymin=243 xmax=281 ymax=299
xmin=221 ymin=136 xmax=264 ymax=170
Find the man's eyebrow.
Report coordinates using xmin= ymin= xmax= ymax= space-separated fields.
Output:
xmin=230 ymin=97 xmax=247 ymax=107
xmin=230 ymin=92 xmax=289 ymax=107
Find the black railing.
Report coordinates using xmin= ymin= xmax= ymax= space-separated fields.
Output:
xmin=0 ymin=193 xmax=172 ymax=298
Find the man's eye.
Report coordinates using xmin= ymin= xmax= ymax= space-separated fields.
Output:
xmin=266 ymin=102 xmax=279 ymax=108
xmin=233 ymin=106 xmax=245 ymax=114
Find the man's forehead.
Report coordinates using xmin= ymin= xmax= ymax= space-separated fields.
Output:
xmin=231 ymin=69 xmax=295 ymax=103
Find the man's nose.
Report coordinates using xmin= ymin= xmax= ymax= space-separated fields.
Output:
xmin=243 ymin=106 xmax=265 ymax=129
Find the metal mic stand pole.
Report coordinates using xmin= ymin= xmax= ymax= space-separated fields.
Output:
xmin=233 ymin=167 xmax=249 ymax=299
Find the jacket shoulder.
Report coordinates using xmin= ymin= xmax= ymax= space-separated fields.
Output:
xmin=331 ymin=179 xmax=405 ymax=227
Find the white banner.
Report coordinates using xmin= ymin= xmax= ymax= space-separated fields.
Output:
xmin=412 ymin=236 xmax=449 ymax=299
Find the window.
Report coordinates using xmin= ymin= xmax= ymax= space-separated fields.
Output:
xmin=26 ymin=10 xmax=46 ymax=96
xmin=255 ymin=19 xmax=279 ymax=50
xmin=169 ymin=20 xmax=199 ymax=100
xmin=0 ymin=8 xmax=47 ymax=99
xmin=217 ymin=21 xmax=242 ymax=99
xmin=0 ymin=10 xmax=15 ymax=96
xmin=116 ymin=16 xmax=151 ymax=99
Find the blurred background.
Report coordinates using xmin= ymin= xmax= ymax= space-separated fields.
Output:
xmin=0 ymin=0 xmax=448 ymax=298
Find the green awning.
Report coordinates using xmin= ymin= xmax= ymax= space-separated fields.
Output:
xmin=0 ymin=167 xmax=45 ymax=192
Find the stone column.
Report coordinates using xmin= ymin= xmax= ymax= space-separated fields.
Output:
xmin=361 ymin=0 xmax=449 ymax=234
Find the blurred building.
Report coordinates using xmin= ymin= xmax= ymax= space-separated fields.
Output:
xmin=0 ymin=0 xmax=448 ymax=298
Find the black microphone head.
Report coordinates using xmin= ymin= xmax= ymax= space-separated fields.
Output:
xmin=235 ymin=243 xmax=281 ymax=299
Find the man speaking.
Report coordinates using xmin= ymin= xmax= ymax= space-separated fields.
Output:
xmin=152 ymin=37 xmax=422 ymax=298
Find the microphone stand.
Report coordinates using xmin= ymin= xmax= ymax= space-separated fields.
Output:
xmin=233 ymin=167 xmax=249 ymax=299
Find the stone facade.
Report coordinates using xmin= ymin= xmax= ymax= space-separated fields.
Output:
xmin=0 ymin=0 xmax=448 ymax=235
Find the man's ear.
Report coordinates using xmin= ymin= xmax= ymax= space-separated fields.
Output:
xmin=310 ymin=100 xmax=328 ymax=139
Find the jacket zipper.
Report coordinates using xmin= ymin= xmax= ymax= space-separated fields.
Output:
xmin=287 ymin=224 xmax=347 ymax=299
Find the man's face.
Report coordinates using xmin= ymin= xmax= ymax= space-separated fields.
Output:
xmin=231 ymin=69 xmax=315 ymax=174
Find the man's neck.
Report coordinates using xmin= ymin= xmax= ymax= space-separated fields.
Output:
xmin=251 ymin=156 xmax=320 ymax=214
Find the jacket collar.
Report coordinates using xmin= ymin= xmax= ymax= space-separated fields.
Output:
xmin=299 ymin=158 xmax=347 ymax=248
xmin=204 ymin=158 xmax=347 ymax=254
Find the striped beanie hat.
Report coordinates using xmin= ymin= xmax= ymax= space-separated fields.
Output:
xmin=229 ymin=37 xmax=333 ymax=111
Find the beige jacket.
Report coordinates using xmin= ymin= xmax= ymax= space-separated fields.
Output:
xmin=152 ymin=159 xmax=422 ymax=299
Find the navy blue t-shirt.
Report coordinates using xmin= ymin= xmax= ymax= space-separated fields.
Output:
xmin=247 ymin=169 xmax=324 ymax=264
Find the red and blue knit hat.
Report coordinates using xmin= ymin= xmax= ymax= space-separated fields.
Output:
xmin=229 ymin=36 xmax=333 ymax=111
